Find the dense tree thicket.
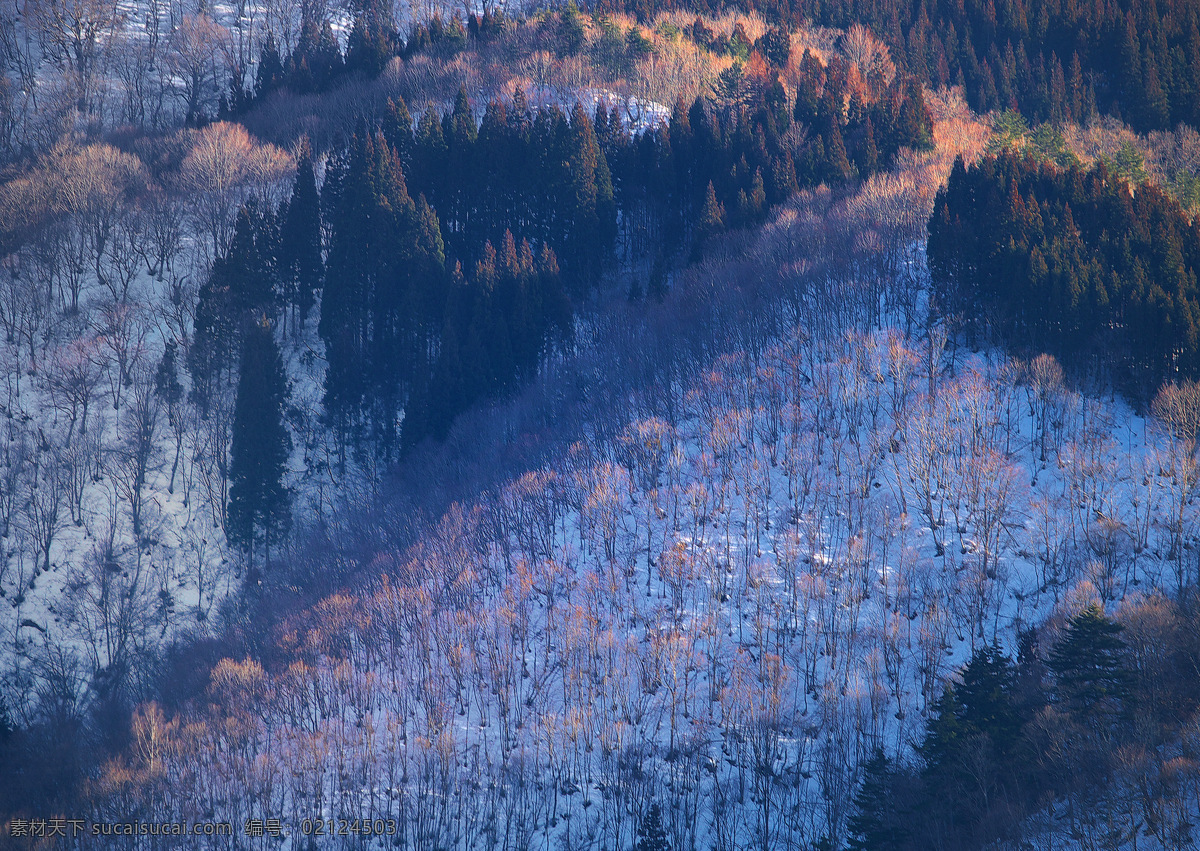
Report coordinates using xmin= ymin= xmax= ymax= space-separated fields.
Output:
xmin=847 ymin=600 xmax=1200 ymax=850
xmin=600 ymin=48 xmax=932 ymax=259
xmin=192 ymin=53 xmax=933 ymax=462
xmin=189 ymin=204 xmax=279 ymax=414
xmin=928 ymin=151 xmax=1200 ymax=398
xmin=620 ymin=0 xmax=1200 ymax=132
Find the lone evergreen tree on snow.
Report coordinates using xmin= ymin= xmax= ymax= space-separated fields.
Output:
xmin=155 ymin=341 xmax=186 ymax=493
xmin=636 ymin=802 xmax=671 ymax=851
xmin=228 ymin=317 xmax=292 ymax=569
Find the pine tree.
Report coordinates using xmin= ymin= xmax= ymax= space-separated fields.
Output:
xmin=847 ymin=749 xmax=909 ymax=851
xmin=1048 ymin=604 xmax=1133 ymax=720
xmin=444 ymin=87 xmax=478 ymax=246
xmin=155 ymin=341 xmax=186 ymax=493
xmin=564 ymin=103 xmax=605 ymax=287
xmin=693 ymin=180 xmax=726 ymax=259
xmin=255 ymin=36 xmax=286 ymax=100
xmin=383 ymin=96 xmax=414 ymax=171
xmin=228 ymin=318 xmax=292 ymax=568
xmin=636 ymin=803 xmax=671 ymax=851
xmin=190 ymin=205 xmax=275 ymax=413
xmin=314 ymin=21 xmax=345 ymax=87
xmin=856 ymin=116 xmax=880 ymax=175
xmin=345 ymin=12 xmax=392 ymax=76
xmin=278 ymin=143 xmax=324 ymax=333
xmin=154 ymin=340 xmax=183 ymax=408
xmin=956 ymin=642 xmax=1022 ymax=758
xmin=319 ymin=131 xmax=385 ymax=453
xmin=557 ymin=0 xmax=585 ymax=57
xmin=919 ymin=684 xmax=967 ymax=777
xmin=820 ymin=114 xmax=855 ymax=182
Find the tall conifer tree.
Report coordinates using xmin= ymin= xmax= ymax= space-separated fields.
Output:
xmin=228 ymin=318 xmax=292 ymax=568
xmin=278 ymin=143 xmax=323 ymax=333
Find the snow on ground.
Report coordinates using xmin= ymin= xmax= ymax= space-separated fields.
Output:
xmin=116 ymin=245 xmax=1200 ymax=849
xmin=528 ymin=85 xmax=671 ymax=133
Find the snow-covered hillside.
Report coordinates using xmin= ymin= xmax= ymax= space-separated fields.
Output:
xmin=86 ymin=218 xmax=1200 ymax=849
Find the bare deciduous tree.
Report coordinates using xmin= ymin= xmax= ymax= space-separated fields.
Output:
xmin=45 ymin=335 xmax=103 ymax=438
xmin=25 ymin=0 xmax=124 ymax=113
xmin=107 ymin=361 xmax=161 ymax=543
xmin=178 ymin=121 xmax=292 ymax=260
xmin=23 ymin=442 xmax=68 ymax=574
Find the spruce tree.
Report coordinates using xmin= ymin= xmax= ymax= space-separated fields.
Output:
xmin=693 ymin=180 xmax=726 ymax=259
xmin=383 ymin=96 xmax=414 ymax=171
xmin=956 ymin=642 xmax=1021 ymax=758
xmin=228 ymin=318 xmax=292 ymax=568
xmin=856 ymin=116 xmax=880 ymax=175
xmin=565 ymin=103 xmax=604 ymax=287
xmin=557 ymin=0 xmax=585 ymax=57
xmin=319 ymin=131 xmax=382 ymax=453
xmin=636 ymin=803 xmax=671 ymax=851
xmin=919 ymin=684 xmax=967 ymax=777
xmin=1048 ymin=604 xmax=1133 ymax=721
xmin=255 ymin=36 xmax=286 ymax=100
xmin=847 ymin=749 xmax=909 ymax=851
xmin=345 ymin=12 xmax=392 ymax=76
xmin=313 ymin=21 xmax=345 ymax=88
xmin=279 ymin=143 xmax=324 ymax=333
xmin=156 ymin=340 xmax=186 ymax=492
xmin=820 ymin=114 xmax=855 ymax=182
xmin=154 ymin=340 xmax=183 ymax=408
xmin=190 ymin=205 xmax=275 ymax=413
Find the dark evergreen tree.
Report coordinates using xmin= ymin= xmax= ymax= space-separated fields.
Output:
xmin=956 ymin=642 xmax=1022 ymax=759
xmin=693 ymin=180 xmax=726 ymax=258
xmin=155 ymin=340 xmax=186 ymax=493
xmin=557 ymin=0 xmax=585 ymax=57
xmin=561 ymin=103 xmax=614 ymax=288
xmin=345 ymin=11 xmax=393 ymax=76
xmin=383 ymin=96 xmax=414 ymax=171
xmin=636 ymin=802 xmax=671 ymax=851
xmin=846 ymin=749 xmax=909 ymax=851
xmin=919 ymin=684 xmax=968 ymax=777
xmin=916 ymin=644 xmax=1026 ymax=847
xmin=190 ymin=205 xmax=276 ymax=413
xmin=819 ymin=113 xmax=855 ymax=182
xmin=278 ymin=143 xmax=324 ymax=333
xmin=755 ymin=25 xmax=791 ymax=67
xmin=228 ymin=318 xmax=292 ymax=568
xmin=254 ymin=36 xmax=286 ymax=100
xmin=854 ymin=116 xmax=880 ymax=175
xmin=1048 ymin=604 xmax=1133 ymax=721
xmin=154 ymin=340 xmax=183 ymax=408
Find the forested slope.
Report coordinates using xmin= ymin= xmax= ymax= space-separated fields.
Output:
xmin=73 ymin=90 xmax=1200 ymax=850
xmin=929 ymin=151 xmax=1200 ymax=400
xmin=629 ymin=0 xmax=1200 ymax=132
xmin=2 ymin=0 xmax=1200 ymax=846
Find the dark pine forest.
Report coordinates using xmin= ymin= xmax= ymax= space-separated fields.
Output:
xmin=190 ymin=48 xmax=933 ymax=462
xmin=928 ymin=151 xmax=1200 ymax=400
